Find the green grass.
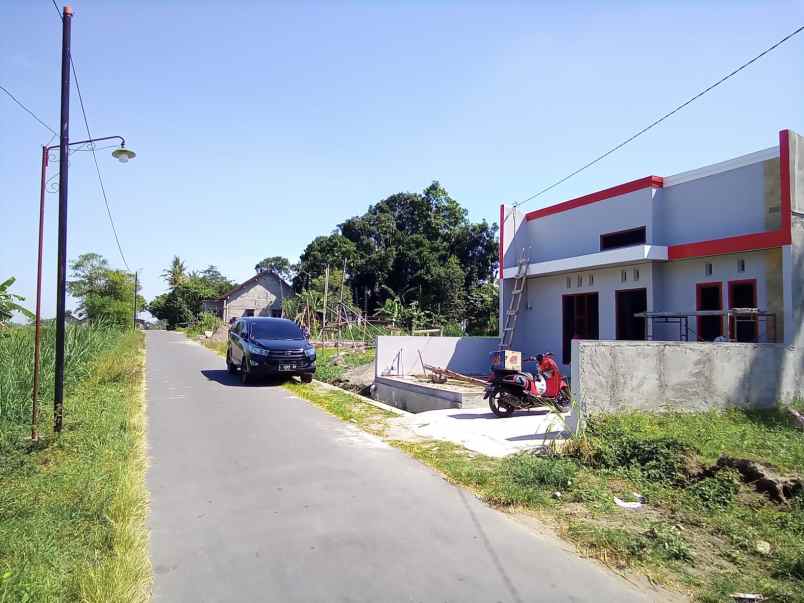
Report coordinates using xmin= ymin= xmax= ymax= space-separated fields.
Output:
xmin=313 ymin=347 xmax=376 ymax=384
xmin=284 ymin=381 xmax=393 ymax=436
xmin=0 ymin=329 xmax=150 ymax=602
xmin=0 ymin=322 xmax=121 ymax=424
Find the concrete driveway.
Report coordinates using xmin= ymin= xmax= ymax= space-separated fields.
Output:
xmin=146 ymin=330 xmax=656 ymax=602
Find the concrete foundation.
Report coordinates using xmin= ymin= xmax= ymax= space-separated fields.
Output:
xmin=374 ymin=376 xmax=486 ymax=413
xmin=572 ymin=339 xmax=804 ymax=413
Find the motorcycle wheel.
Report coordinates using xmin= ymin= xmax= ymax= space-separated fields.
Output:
xmin=556 ymin=389 xmax=572 ymax=412
xmin=489 ymin=393 xmax=516 ymax=418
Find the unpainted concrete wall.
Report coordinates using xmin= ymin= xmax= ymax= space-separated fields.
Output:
xmin=224 ymin=273 xmax=292 ymax=321
xmin=375 ymin=336 xmax=499 ymax=378
xmin=571 ymin=339 xmax=804 ymax=413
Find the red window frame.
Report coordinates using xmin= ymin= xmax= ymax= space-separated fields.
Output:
xmin=695 ymin=281 xmax=723 ymax=341
xmin=727 ymin=279 xmax=758 ymax=341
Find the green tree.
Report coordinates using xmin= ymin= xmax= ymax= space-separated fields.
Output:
xmin=0 ymin=277 xmax=32 ymax=325
xmin=255 ymin=256 xmax=293 ymax=281
xmin=67 ymin=253 xmax=143 ymax=326
xmin=296 ymin=181 xmax=498 ymax=326
xmin=161 ymin=255 xmax=187 ymax=288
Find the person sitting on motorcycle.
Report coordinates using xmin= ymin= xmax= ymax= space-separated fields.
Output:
xmin=535 ymin=353 xmax=562 ymax=398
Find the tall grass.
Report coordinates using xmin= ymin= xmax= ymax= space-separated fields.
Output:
xmin=0 ymin=322 xmax=120 ymax=424
xmin=0 ymin=330 xmax=150 ymax=602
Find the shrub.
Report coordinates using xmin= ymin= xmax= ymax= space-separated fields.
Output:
xmin=688 ymin=468 xmax=741 ymax=510
xmin=645 ymin=523 xmax=694 ymax=562
xmin=502 ymin=453 xmax=578 ymax=490
xmin=583 ymin=420 xmax=696 ymax=483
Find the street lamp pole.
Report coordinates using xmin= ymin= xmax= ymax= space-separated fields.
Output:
xmin=54 ymin=3 xmax=72 ymax=433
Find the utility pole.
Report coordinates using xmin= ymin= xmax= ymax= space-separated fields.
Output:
xmin=54 ymin=4 xmax=72 ymax=433
xmin=322 ymin=264 xmax=330 ymax=333
xmin=31 ymin=145 xmax=48 ymax=441
xmin=132 ymin=271 xmax=138 ymax=329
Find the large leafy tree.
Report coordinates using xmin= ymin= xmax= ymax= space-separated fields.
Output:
xmin=67 ymin=253 xmax=143 ymax=326
xmin=255 ymin=256 xmax=293 ymax=281
xmin=295 ymin=181 xmax=498 ymax=326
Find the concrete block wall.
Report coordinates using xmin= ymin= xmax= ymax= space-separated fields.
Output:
xmin=571 ymin=339 xmax=804 ymax=413
xmin=375 ymin=336 xmax=499 ymax=378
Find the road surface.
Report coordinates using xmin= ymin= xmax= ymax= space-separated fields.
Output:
xmin=147 ymin=330 xmax=654 ymax=602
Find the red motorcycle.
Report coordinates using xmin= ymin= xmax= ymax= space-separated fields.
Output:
xmin=484 ymin=352 xmax=571 ymax=417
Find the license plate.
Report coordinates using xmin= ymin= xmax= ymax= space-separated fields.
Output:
xmin=279 ymin=364 xmax=297 ymax=371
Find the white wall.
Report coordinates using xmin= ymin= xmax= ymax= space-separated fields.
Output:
xmin=520 ymin=187 xmax=656 ymax=264
xmin=375 ymin=336 xmax=499 ymax=377
xmin=653 ymin=250 xmax=774 ymax=341
xmin=509 ymin=262 xmax=655 ymax=371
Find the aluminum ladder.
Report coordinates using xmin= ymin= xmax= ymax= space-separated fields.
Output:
xmin=499 ymin=250 xmax=529 ymax=350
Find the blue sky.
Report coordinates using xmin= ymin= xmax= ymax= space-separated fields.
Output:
xmin=2 ymin=1 xmax=803 ymax=318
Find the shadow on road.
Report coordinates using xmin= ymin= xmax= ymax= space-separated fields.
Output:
xmin=200 ymin=369 xmax=290 ymax=388
xmin=447 ymin=410 xmax=547 ymax=420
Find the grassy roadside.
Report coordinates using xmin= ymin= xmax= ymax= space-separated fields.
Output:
xmin=196 ymin=335 xmax=803 ymax=601
xmin=0 ymin=330 xmax=150 ymax=602
xmin=313 ymin=347 xmax=376 ymax=385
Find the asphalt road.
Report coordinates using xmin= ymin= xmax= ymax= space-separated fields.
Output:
xmin=147 ymin=330 xmax=653 ymax=602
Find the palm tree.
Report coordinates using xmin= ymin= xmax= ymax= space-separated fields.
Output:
xmin=161 ymin=256 xmax=187 ymax=288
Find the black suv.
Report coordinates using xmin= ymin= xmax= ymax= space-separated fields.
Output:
xmin=226 ymin=317 xmax=316 ymax=384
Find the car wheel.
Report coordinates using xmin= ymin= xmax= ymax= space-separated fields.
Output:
xmin=240 ymin=358 xmax=251 ymax=385
xmin=301 ymin=374 xmax=313 ymax=384
xmin=226 ymin=349 xmax=237 ymax=374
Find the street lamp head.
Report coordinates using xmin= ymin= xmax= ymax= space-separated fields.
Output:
xmin=112 ymin=145 xmax=136 ymax=163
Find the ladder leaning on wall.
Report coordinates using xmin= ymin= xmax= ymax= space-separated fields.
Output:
xmin=499 ymin=249 xmax=529 ymax=350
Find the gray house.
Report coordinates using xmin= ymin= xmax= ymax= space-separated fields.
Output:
xmin=499 ymin=128 xmax=804 ymax=371
xmin=202 ymin=270 xmax=294 ymax=322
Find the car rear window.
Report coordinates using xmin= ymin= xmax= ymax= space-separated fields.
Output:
xmin=250 ymin=320 xmax=305 ymax=340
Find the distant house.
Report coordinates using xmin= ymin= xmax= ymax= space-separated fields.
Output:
xmin=202 ymin=270 xmax=294 ymax=322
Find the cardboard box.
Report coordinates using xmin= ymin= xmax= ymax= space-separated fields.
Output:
xmin=489 ymin=349 xmax=521 ymax=371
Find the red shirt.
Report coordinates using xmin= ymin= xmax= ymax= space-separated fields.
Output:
xmin=539 ymin=356 xmax=562 ymax=397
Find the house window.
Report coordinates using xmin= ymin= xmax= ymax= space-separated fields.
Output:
xmin=588 ymin=274 xmax=594 ymax=286
xmin=705 ymin=262 xmax=713 ymax=276
xmin=633 ymin=268 xmax=640 ymax=281
xmin=600 ymin=226 xmax=646 ymax=251
xmin=621 ymin=270 xmax=628 ymax=283
xmin=696 ymin=282 xmax=723 ymax=341
xmin=562 ymin=293 xmax=599 ymax=364
xmin=566 ymin=277 xmax=572 ymax=289
xmin=577 ymin=274 xmax=583 ymax=287
xmin=737 ymin=259 xmax=746 ymax=273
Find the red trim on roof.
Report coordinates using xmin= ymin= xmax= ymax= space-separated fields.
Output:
xmin=525 ymin=176 xmax=663 ymax=221
xmin=499 ymin=204 xmax=504 ymax=279
xmin=668 ymin=129 xmax=792 ymax=260
xmin=668 ymin=230 xmax=787 ymax=260
xmin=780 ymin=129 xmax=792 ymax=244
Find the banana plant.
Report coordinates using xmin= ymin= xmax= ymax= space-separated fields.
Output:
xmin=0 ymin=277 xmax=33 ymax=325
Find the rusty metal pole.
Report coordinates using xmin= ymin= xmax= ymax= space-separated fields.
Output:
xmin=54 ymin=4 xmax=72 ymax=433
xmin=31 ymin=145 xmax=49 ymax=441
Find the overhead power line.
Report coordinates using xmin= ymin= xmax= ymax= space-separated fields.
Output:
xmin=514 ymin=24 xmax=804 ymax=208
xmin=51 ymin=0 xmax=131 ymax=271
xmin=1 ymin=84 xmax=57 ymax=135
